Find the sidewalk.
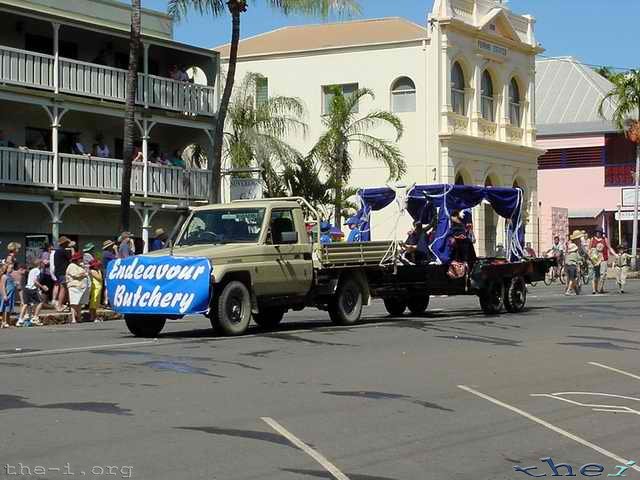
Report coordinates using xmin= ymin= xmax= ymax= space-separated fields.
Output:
xmin=6 ymin=307 xmax=122 ymax=327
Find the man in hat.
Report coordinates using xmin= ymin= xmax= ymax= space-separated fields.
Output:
xmin=102 ymin=240 xmax=117 ymax=270
xmin=564 ymin=242 xmax=581 ymax=295
xmin=319 ymin=222 xmax=332 ymax=245
xmin=344 ymin=217 xmax=361 ymax=243
xmin=589 ymin=229 xmax=615 ymax=293
xmin=150 ymin=228 xmax=168 ymax=252
xmin=50 ymin=236 xmax=71 ymax=311
xmin=118 ymin=232 xmax=134 ymax=259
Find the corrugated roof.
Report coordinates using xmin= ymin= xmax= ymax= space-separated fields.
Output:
xmin=214 ymin=17 xmax=427 ymax=58
xmin=536 ymin=56 xmax=617 ymax=132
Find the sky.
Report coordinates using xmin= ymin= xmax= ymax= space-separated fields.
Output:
xmin=140 ymin=0 xmax=639 ymax=71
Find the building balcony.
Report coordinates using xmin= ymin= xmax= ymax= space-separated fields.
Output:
xmin=505 ymin=125 xmax=524 ymax=144
xmin=0 ymin=45 xmax=217 ymax=117
xmin=0 ymin=146 xmax=211 ymax=201
xmin=446 ymin=112 xmax=470 ymax=135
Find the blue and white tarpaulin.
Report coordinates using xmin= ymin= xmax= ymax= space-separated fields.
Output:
xmin=106 ymin=256 xmax=211 ymax=315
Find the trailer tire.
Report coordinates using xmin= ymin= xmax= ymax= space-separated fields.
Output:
xmin=328 ymin=277 xmax=363 ymax=325
xmin=504 ymin=276 xmax=527 ymax=313
xmin=212 ymin=281 xmax=252 ymax=336
xmin=407 ymin=296 xmax=430 ymax=315
xmin=253 ymin=308 xmax=286 ymax=329
xmin=479 ymin=280 xmax=505 ymax=315
xmin=383 ymin=298 xmax=407 ymax=316
xmin=124 ymin=315 xmax=166 ymax=338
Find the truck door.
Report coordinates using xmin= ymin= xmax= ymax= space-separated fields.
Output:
xmin=265 ymin=209 xmax=313 ymax=296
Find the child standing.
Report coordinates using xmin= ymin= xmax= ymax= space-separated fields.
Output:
xmin=88 ymin=260 xmax=103 ymax=322
xmin=612 ymin=245 xmax=631 ymax=294
xmin=19 ymin=259 xmax=47 ymax=326
xmin=0 ymin=262 xmax=16 ymax=328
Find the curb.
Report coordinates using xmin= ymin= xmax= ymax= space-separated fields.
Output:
xmin=7 ymin=309 xmax=122 ymax=327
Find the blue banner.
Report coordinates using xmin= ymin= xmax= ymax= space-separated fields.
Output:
xmin=106 ymin=256 xmax=211 ymax=315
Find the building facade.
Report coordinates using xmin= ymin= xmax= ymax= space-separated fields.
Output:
xmin=216 ymin=0 xmax=544 ymax=255
xmin=0 ymin=0 xmax=220 ymax=260
xmin=535 ymin=57 xmax=635 ymax=252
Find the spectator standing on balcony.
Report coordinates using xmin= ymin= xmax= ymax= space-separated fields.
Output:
xmin=132 ymin=146 xmax=144 ymax=163
xmin=169 ymin=64 xmax=180 ymax=81
xmin=0 ymin=129 xmax=16 ymax=148
xmin=66 ymin=253 xmax=89 ymax=324
xmin=0 ymin=262 xmax=16 ymax=328
xmin=150 ymin=228 xmax=168 ymax=251
xmin=94 ymin=135 xmax=110 ymax=158
xmin=178 ymin=65 xmax=190 ymax=82
xmin=51 ymin=236 xmax=72 ymax=312
xmin=168 ymin=149 xmax=185 ymax=168
xmin=72 ymin=135 xmax=87 ymax=156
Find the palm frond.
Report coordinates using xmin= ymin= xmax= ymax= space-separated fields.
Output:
xmin=598 ymin=70 xmax=640 ymax=130
xmin=348 ymin=110 xmax=404 ymax=141
xmin=349 ymin=133 xmax=406 ymax=181
xmin=167 ymin=0 xmax=226 ymax=20
xmin=266 ymin=0 xmax=362 ymax=17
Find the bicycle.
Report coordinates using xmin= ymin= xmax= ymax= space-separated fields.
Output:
xmin=544 ymin=263 xmax=566 ymax=285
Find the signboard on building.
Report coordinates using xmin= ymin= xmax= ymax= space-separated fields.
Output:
xmin=230 ymin=178 xmax=263 ymax=201
xmin=615 ymin=210 xmax=639 ymax=221
xmin=622 ymin=187 xmax=640 ymax=207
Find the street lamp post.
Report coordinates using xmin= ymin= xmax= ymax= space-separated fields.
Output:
xmin=633 ymin=154 xmax=640 ymax=269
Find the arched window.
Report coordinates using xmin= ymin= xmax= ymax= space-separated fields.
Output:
xmin=481 ymin=70 xmax=495 ymax=122
xmin=391 ymin=77 xmax=416 ymax=113
xmin=509 ymin=78 xmax=521 ymax=126
xmin=451 ymin=62 xmax=466 ymax=115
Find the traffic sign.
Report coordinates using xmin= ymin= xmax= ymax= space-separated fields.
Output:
xmin=622 ymin=187 xmax=640 ymax=207
xmin=615 ymin=210 xmax=639 ymax=221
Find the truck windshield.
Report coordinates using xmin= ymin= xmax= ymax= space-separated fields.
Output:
xmin=178 ymin=208 xmax=266 ymax=246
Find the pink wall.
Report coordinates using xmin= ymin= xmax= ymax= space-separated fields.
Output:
xmin=538 ymin=167 xmax=621 ymax=211
xmin=536 ymin=134 xmax=605 ymax=150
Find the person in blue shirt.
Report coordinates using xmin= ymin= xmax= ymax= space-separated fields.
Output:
xmin=319 ymin=221 xmax=333 ymax=244
xmin=345 ymin=216 xmax=362 ymax=243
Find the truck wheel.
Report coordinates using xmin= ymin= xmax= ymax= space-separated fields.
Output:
xmin=383 ymin=298 xmax=407 ymax=316
xmin=407 ymin=296 xmax=430 ymax=315
xmin=253 ymin=308 xmax=286 ymax=329
xmin=479 ymin=280 xmax=505 ymax=315
xmin=505 ymin=276 xmax=527 ymax=313
xmin=124 ymin=315 xmax=166 ymax=338
xmin=328 ymin=277 xmax=363 ymax=325
xmin=213 ymin=281 xmax=252 ymax=336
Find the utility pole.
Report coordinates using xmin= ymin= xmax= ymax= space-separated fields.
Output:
xmin=633 ymin=147 xmax=640 ymax=269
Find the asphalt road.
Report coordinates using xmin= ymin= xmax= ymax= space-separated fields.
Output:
xmin=1 ymin=281 xmax=639 ymax=480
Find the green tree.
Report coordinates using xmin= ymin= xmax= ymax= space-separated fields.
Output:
xmin=120 ymin=0 xmax=141 ymax=230
xmin=599 ymin=70 xmax=640 ymax=265
xmin=594 ymin=66 xmax=615 ymax=81
xmin=224 ymin=72 xmax=307 ymax=190
xmin=309 ymin=86 xmax=405 ymax=224
xmin=167 ymin=0 xmax=361 ymax=204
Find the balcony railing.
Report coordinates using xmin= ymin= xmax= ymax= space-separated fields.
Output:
xmin=0 ymin=45 xmax=216 ymax=116
xmin=0 ymin=147 xmax=211 ymax=201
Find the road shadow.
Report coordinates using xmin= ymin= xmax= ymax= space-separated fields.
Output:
xmin=323 ymin=390 xmax=454 ymax=412
xmin=176 ymin=426 xmax=294 ymax=448
xmin=0 ymin=394 xmax=132 ymax=415
xmin=282 ymin=468 xmax=399 ymax=480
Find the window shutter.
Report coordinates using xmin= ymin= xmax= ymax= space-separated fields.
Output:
xmin=256 ymin=77 xmax=268 ymax=107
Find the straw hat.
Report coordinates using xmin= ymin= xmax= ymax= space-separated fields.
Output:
xmin=58 ymin=236 xmax=71 ymax=246
xmin=154 ymin=228 xmax=167 ymax=239
xmin=567 ymin=243 xmax=579 ymax=253
xmin=102 ymin=240 xmax=116 ymax=250
xmin=569 ymin=231 xmax=583 ymax=241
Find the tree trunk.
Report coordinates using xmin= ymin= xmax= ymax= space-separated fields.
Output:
xmin=334 ymin=148 xmax=344 ymax=225
xmin=208 ymin=1 xmax=244 ymax=204
xmin=121 ymin=0 xmax=141 ymax=230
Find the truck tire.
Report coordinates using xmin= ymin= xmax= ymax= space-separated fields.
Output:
xmin=253 ymin=308 xmax=286 ymax=329
xmin=504 ymin=276 xmax=527 ymax=313
xmin=124 ymin=315 xmax=166 ymax=338
xmin=407 ymin=295 xmax=430 ymax=315
xmin=383 ymin=298 xmax=407 ymax=316
xmin=328 ymin=277 xmax=363 ymax=325
xmin=479 ymin=280 xmax=505 ymax=315
xmin=212 ymin=281 xmax=252 ymax=336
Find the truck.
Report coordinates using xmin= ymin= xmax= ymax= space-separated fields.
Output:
xmin=117 ymin=196 xmax=553 ymax=338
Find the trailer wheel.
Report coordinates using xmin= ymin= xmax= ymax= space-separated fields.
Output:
xmin=383 ymin=298 xmax=407 ymax=316
xmin=407 ymin=296 xmax=430 ymax=315
xmin=479 ymin=281 xmax=505 ymax=315
xmin=124 ymin=315 xmax=166 ymax=338
xmin=505 ymin=276 xmax=527 ymax=313
xmin=328 ymin=277 xmax=363 ymax=325
xmin=253 ymin=308 xmax=286 ymax=329
xmin=212 ymin=281 xmax=252 ymax=336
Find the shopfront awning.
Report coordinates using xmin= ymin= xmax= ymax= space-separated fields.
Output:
xmin=568 ymin=208 xmax=605 ymax=219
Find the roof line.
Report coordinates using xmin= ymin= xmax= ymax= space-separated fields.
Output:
xmin=212 ymin=16 xmax=427 ymax=51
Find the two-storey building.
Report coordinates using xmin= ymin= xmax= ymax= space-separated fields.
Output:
xmin=0 ymin=0 xmax=219 ymax=258
xmin=216 ymin=0 xmax=544 ymax=255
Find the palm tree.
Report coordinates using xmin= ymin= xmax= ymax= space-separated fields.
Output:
xmin=595 ymin=66 xmax=615 ymax=81
xmin=224 ymin=72 xmax=307 ymax=186
xmin=167 ymin=0 xmax=361 ymax=204
xmin=309 ymin=86 xmax=405 ymax=224
xmin=120 ymin=0 xmax=141 ymax=231
xmin=599 ymin=70 xmax=640 ymax=266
